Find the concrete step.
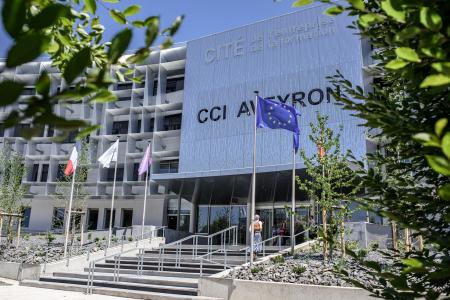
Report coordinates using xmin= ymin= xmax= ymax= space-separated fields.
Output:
xmin=93 ymin=262 xmax=221 ymax=274
xmin=104 ymin=259 xmax=236 ymax=269
xmin=52 ymin=272 xmax=198 ymax=288
xmin=85 ymin=267 xmax=201 ymax=278
xmin=21 ymin=280 xmax=221 ymax=300
xmin=145 ymin=249 xmax=279 ymax=256
xmin=39 ymin=276 xmax=198 ymax=296
xmin=119 ymin=255 xmax=246 ymax=265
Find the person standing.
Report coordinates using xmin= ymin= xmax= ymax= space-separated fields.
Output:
xmin=249 ymin=215 xmax=263 ymax=259
xmin=278 ymin=220 xmax=287 ymax=245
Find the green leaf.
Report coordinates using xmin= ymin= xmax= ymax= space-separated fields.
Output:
xmin=395 ymin=47 xmax=421 ymax=63
xmin=394 ymin=26 xmax=421 ymax=42
xmin=6 ymin=33 xmax=49 ymax=68
xmin=110 ymin=9 xmax=126 ymax=25
xmin=324 ymin=5 xmax=344 ymax=16
xmin=63 ymin=47 xmax=92 ymax=84
xmin=89 ymin=90 xmax=117 ymax=103
xmin=0 ymin=81 xmax=24 ymax=106
xmin=84 ymin=0 xmax=96 ymax=14
xmin=441 ymin=132 xmax=450 ymax=160
xmin=292 ymin=0 xmax=313 ymax=7
xmin=435 ymin=118 xmax=448 ymax=137
xmin=162 ymin=15 xmax=184 ymax=37
xmin=385 ymin=59 xmax=410 ymax=70
xmin=145 ymin=17 xmax=160 ymax=47
xmin=358 ymin=13 xmax=384 ymax=28
xmin=29 ymin=4 xmax=69 ymax=30
xmin=108 ymin=28 xmax=132 ymax=63
xmin=123 ymin=5 xmax=140 ymax=17
xmin=126 ymin=48 xmax=150 ymax=64
xmin=348 ymin=0 xmax=365 ymax=11
xmin=438 ymin=183 xmax=450 ymax=200
xmin=431 ymin=62 xmax=450 ymax=75
xmin=420 ymin=7 xmax=442 ymax=32
xmin=403 ymin=258 xmax=423 ymax=268
xmin=76 ymin=124 xmax=100 ymax=139
xmin=381 ymin=0 xmax=405 ymax=23
xmin=115 ymin=70 xmax=125 ymax=82
xmin=420 ymin=74 xmax=450 ymax=88
xmin=425 ymin=155 xmax=450 ymax=176
xmin=132 ymin=20 xmax=145 ymax=28
xmin=36 ymin=72 xmax=50 ymax=96
xmin=2 ymin=0 xmax=26 ymax=37
xmin=421 ymin=47 xmax=446 ymax=59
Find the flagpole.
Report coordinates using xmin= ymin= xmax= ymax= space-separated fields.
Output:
xmin=250 ymin=91 xmax=258 ymax=266
xmin=141 ymin=142 xmax=151 ymax=241
xmin=291 ymin=146 xmax=296 ymax=254
xmin=64 ymin=166 xmax=77 ymax=259
xmin=107 ymin=138 xmax=120 ymax=249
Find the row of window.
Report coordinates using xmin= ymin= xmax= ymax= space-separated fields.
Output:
xmin=51 ymin=207 xmax=134 ymax=230
xmin=28 ymin=160 xmax=179 ymax=182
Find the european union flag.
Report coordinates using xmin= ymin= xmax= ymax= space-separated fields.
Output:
xmin=256 ymin=96 xmax=300 ymax=152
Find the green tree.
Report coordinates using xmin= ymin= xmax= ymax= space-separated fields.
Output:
xmin=0 ymin=0 xmax=183 ymax=139
xmin=292 ymin=0 xmax=450 ymax=298
xmin=297 ymin=112 xmax=359 ymax=261
xmin=0 ymin=146 xmax=28 ymax=243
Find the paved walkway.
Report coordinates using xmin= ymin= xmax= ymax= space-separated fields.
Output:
xmin=0 ymin=278 xmax=133 ymax=300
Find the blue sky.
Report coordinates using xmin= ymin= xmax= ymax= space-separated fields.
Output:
xmin=0 ymin=0 xmax=300 ymax=58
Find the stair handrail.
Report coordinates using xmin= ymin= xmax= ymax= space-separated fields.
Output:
xmin=86 ymin=226 xmax=165 ymax=294
xmin=196 ymin=248 xmax=234 ymax=276
xmin=157 ymin=225 xmax=238 ymax=271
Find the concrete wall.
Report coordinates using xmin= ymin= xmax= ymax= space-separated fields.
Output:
xmin=199 ymin=277 xmax=377 ymax=300
xmin=0 ymin=262 xmax=41 ymax=281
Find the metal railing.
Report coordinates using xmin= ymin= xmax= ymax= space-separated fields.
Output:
xmin=157 ymin=225 xmax=238 ymax=271
xmin=196 ymin=248 xmax=234 ymax=276
xmin=86 ymin=226 xmax=165 ymax=294
xmin=240 ymin=228 xmax=310 ymax=264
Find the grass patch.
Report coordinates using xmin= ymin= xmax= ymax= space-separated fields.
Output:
xmin=250 ymin=266 xmax=264 ymax=274
xmin=292 ymin=266 xmax=306 ymax=275
xmin=271 ymin=255 xmax=285 ymax=264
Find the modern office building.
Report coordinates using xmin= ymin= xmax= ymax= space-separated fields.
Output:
xmin=0 ymin=3 xmax=374 ymax=243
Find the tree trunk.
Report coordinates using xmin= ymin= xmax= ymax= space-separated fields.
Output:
xmin=340 ymin=220 xmax=345 ymax=258
xmin=6 ymin=216 xmax=12 ymax=244
xmin=322 ymin=208 xmax=328 ymax=261
xmin=404 ymin=228 xmax=411 ymax=252
xmin=417 ymin=234 xmax=424 ymax=251
xmin=391 ymin=221 xmax=397 ymax=250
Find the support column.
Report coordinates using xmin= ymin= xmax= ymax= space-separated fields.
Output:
xmin=189 ymin=178 xmax=201 ymax=233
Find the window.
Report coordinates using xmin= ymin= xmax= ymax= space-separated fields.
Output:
xmin=152 ymin=80 xmax=158 ymax=96
xmin=56 ymin=164 xmax=65 ymax=181
xmin=0 ymin=123 xmax=4 ymax=137
xmin=132 ymin=163 xmax=140 ymax=181
xmin=52 ymin=207 xmax=65 ymax=229
xmin=104 ymin=209 xmax=116 ymax=229
xmin=159 ymin=160 xmax=178 ymax=173
xmin=21 ymin=207 xmax=31 ymax=227
xmin=111 ymin=121 xmax=128 ymax=135
xmin=121 ymin=209 xmax=133 ymax=227
xmin=165 ymin=77 xmax=184 ymax=93
xmin=63 ymin=131 xmax=77 ymax=143
xmin=21 ymin=87 xmax=35 ymax=96
xmin=118 ymin=96 xmax=131 ymax=101
xmin=13 ymin=124 xmax=30 ymax=137
xmin=31 ymin=164 xmax=39 ymax=182
xmin=87 ymin=208 xmax=98 ymax=230
xmin=47 ymin=125 xmax=54 ymax=137
xmin=107 ymin=167 xmax=124 ymax=181
xmin=163 ymin=114 xmax=182 ymax=131
xmin=134 ymin=120 xmax=141 ymax=133
xmin=116 ymin=82 xmax=132 ymax=90
xmin=41 ymin=164 xmax=49 ymax=182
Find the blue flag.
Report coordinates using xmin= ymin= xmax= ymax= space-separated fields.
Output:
xmin=256 ymin=96 xmax=300 ymax=152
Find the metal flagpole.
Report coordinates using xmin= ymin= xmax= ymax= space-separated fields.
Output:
xmin=250 ymin=91 xmax=259 ymax=266
xmin=141 ymin=145 xmax=150 ymax=241
xmin=107 ymin=138 xmax=119 ymax=249
xmin=64 ymin=166 xmax=77 ymax=258
xmin=291 ymin=147 xmax=296 ymax=254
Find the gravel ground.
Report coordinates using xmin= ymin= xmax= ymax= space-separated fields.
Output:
xmin=0 ymin=237 xmax=110 ymax=264
xmin=227 ymin=249 xmax=390 ymax=289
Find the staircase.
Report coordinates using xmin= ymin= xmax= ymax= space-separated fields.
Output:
xmin=20 ymin=227 xmax=282 ymax=299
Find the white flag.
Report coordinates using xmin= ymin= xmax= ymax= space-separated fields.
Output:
xmin=98 ymin=139 xmax=119 ymax=168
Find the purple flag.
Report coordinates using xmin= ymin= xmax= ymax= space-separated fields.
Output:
xmin=138 ymin=144 xmax=152 ymax=175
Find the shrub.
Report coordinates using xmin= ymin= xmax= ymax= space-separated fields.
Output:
xmin=102 ymin=236 xmax=106 ymax=241
xmin=292 ymin=266 xmax=306 ymax=275
xmin=76 ymin=235 xmax=81 ymax=242
xmin=127 ymin=236 xmax=133 ymax=242
xmin=94 ymin=237 xmax=100 ymax=242
xmin=271 ymin=255 xmax=285 ymax=264
xmin=357 ymin=248 xmax=368 ymax=259
xmin=345 ymin=240 xmax=359 ymax=252
xmin=45 ymin=231 xmax=56 ymax=244
xmin=112 ymin=235 xmax=118 ymax=243
xmin=368 ymin=240 xmax=379 ymax=251
xmin=250 ymin=266 xmax=264 ymax=274
xmin=23 ymin=233 xmax=30 ymax=241
xmin=87 ymin=233 xmax=92 ymax=240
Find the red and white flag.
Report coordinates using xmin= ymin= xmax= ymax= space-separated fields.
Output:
xmin=64 ymin=141 xmax=81 ymax=176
